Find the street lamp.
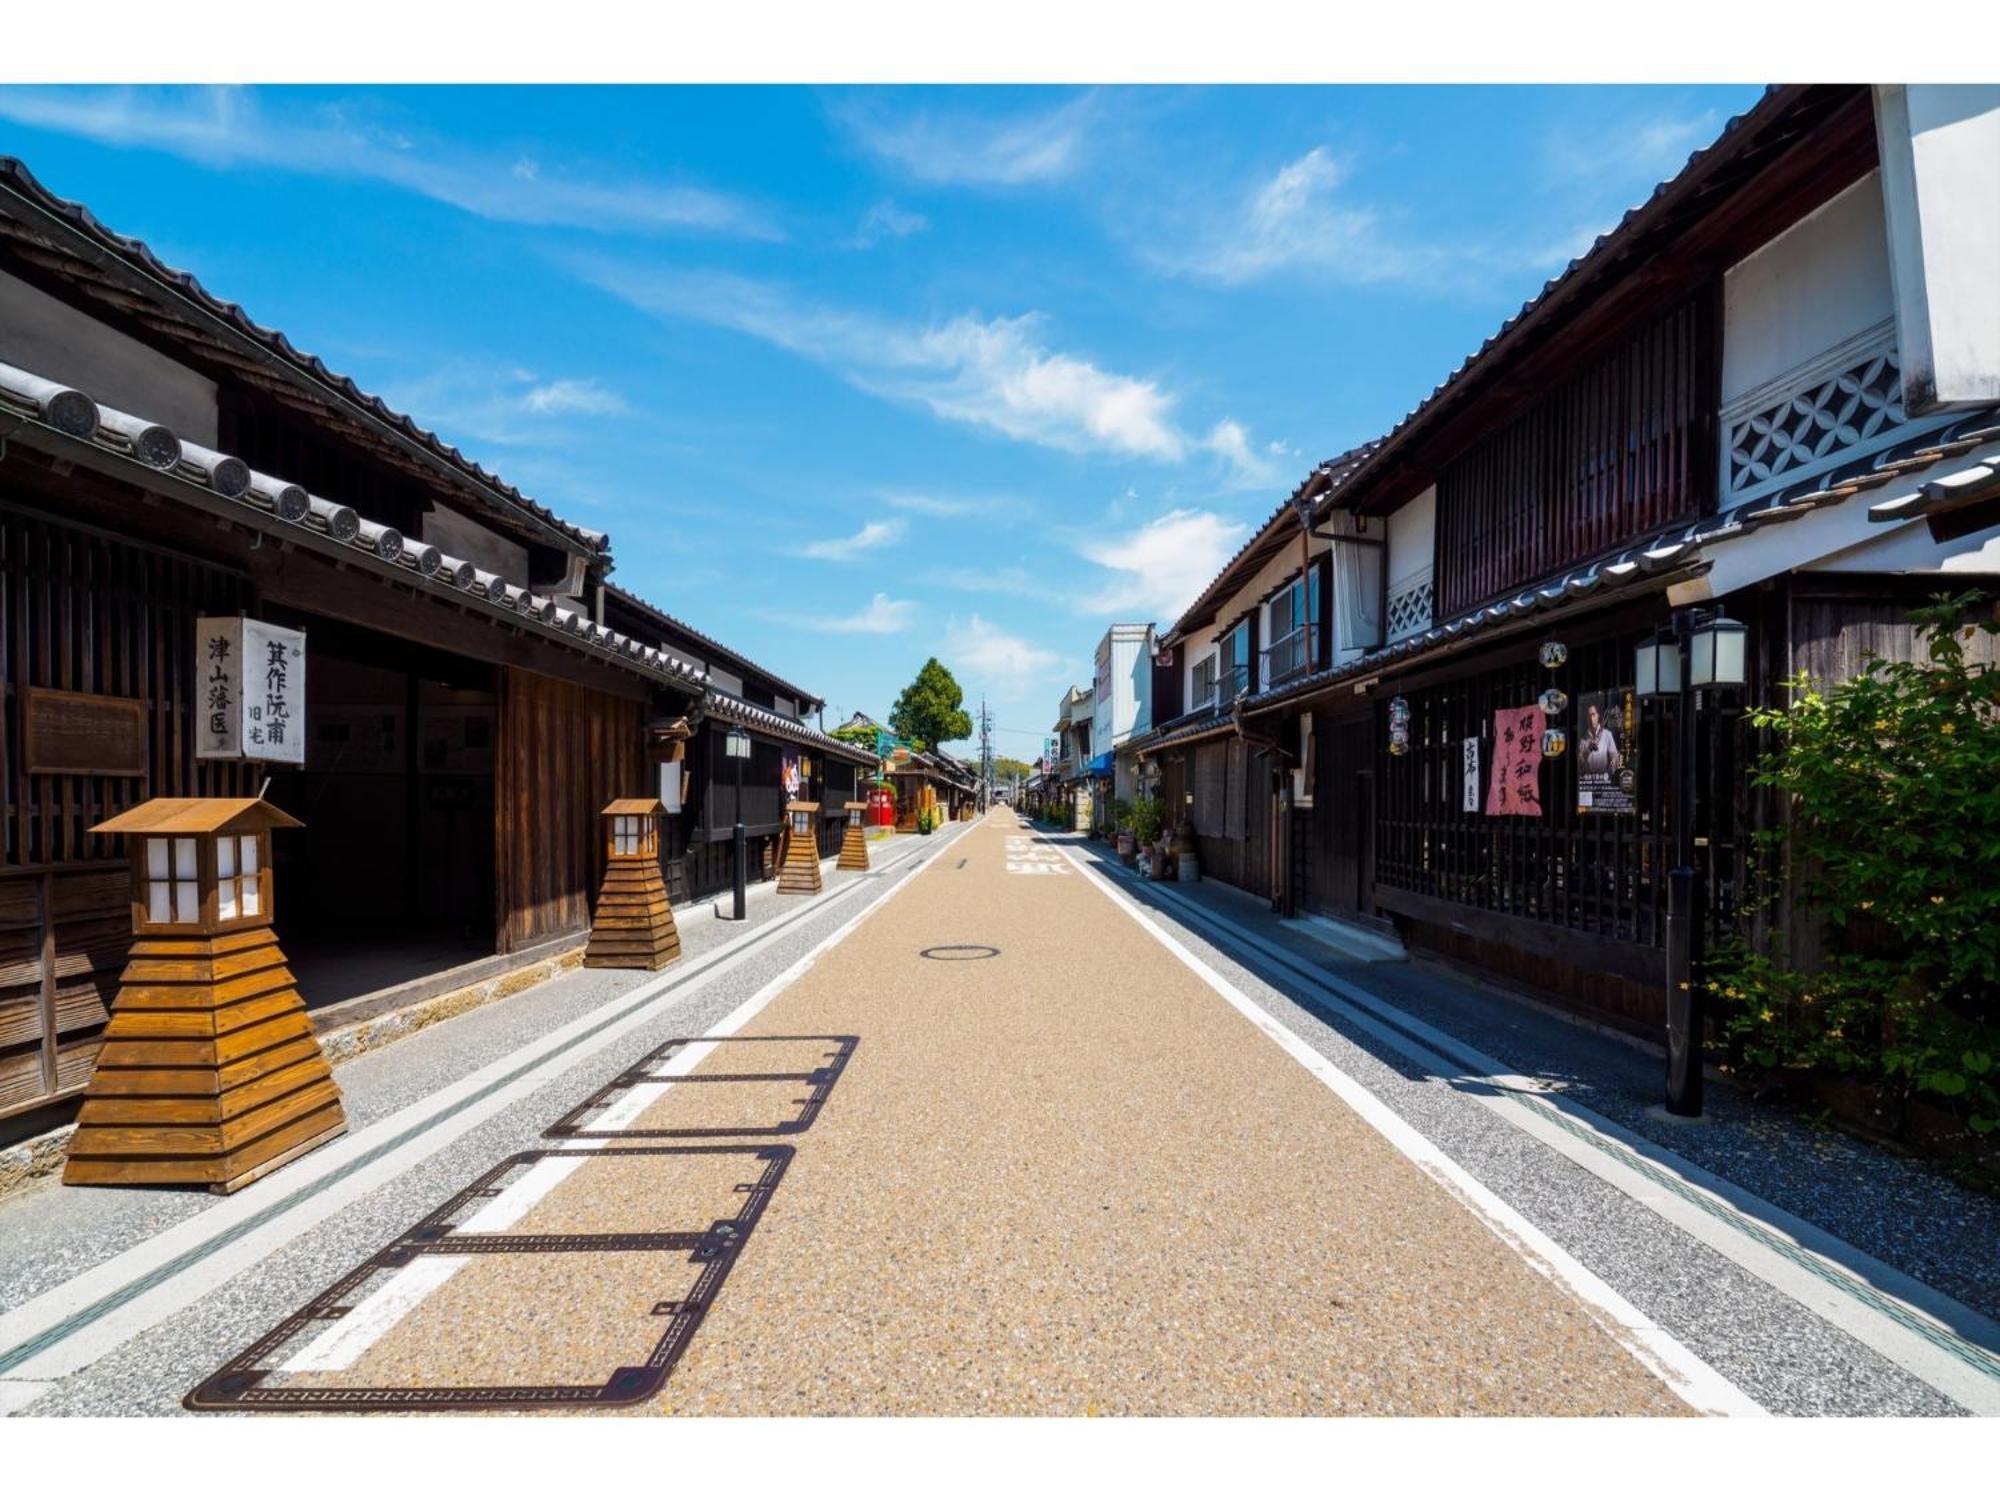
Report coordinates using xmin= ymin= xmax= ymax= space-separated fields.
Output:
xmin=1636 ymin=607 xmax=1747 ymax=1117
xmin=723 ymin=726 xmax=753 ymax=921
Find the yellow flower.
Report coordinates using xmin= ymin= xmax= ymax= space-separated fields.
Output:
xmin=1872 ymin=719 xmax=1891 ymax=731
xmin=1932 ymin=895 xmax=1946 ymax=905
xmin=1759 ymin=1009 xmax=1776 ymax=1023
xmin=1859 ymin=900 xmax=1873 ymax=910
xmin=1941 ymin=722 xmax=1956 ymax=736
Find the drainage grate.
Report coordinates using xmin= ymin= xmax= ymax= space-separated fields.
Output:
xmin=185 ymin=1144 xmax=790 ymax=1412
xmin=545 ymin=1034 xmax=858 ymax=1140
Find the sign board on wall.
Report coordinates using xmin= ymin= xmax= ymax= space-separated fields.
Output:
xmin=1461 ymin=736 xmax=1481 ymax=812
xmin=1576 ymin=688 xmax=1639 ymax=814
xmin=195 ymin=616 xmax=306 ymax=764
xmin=1484 ymin=704 xmax=1545 ymax=817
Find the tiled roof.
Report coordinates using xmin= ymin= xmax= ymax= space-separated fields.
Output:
xmin=0 ymin=155 xmax=608 ymax=558
xmin=0 ymin=356 xmax=710 ymax=692
xmin=1164 ymin=441 xmax=1379 ymax=641
xmin=604 ymin=581 xmax=821 ymax=709
xmin=701 ymin=689 xmax=877 ymax=765
xmin=1122 ymin=704 xmax=1235 ymax=756
xmin=1313 ymin=86 xmax=1865 ymax=523
xmin=1239 ymin=404 xmax=2000 ymax=719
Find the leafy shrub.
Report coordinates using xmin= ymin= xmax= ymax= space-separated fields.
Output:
xmin=1707 ymin=592 xmax=2000 ymax=1133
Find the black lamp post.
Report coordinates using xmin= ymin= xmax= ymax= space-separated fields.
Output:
xmin=724 ymin=726 xmax=752 ymax=921
xmin=1635 ymin=606 xmax=1747 ymax=1116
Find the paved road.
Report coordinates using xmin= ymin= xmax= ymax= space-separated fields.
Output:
xmin=4 ymin=809 xmax=1996 ymax=1417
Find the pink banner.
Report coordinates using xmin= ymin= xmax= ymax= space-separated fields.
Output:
xmin=1485 ymin=704 xmax=1545 ymax=816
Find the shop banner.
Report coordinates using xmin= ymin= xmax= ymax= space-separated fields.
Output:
xmin=1485 ymin=704 xmax=1544 ymax=816
xmin=1577 ymin=688 xmax=1638 ymax=814
xmin=1461 ymin=736 xmax=1482 ymax=812
xmin=195 ymin=616 xmax=306 ymax=765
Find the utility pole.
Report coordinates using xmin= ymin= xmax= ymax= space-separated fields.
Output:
xmin=977 ymin=699 xmax=994 ymax=811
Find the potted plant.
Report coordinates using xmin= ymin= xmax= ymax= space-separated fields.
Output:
xmin=1112 ymin=798 xmax=1136 ymax=862
xmin=1128 ymin=793 xmax=1163 ymax=875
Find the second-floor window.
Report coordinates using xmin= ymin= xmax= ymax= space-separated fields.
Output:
xmin=1263 ymin=571 xmax=1320 ymax=685
xmin=1217 ymin=619 xmax=1251 ymax=702
xmin=1192 ymin=653 xmax=1218 ymax=709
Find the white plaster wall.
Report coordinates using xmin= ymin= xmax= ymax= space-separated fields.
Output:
xmin=0 ymin=269 xmax=219 ymax=444
xmin=1876 ymin=85 xmax=2000 ymax=409
xmin=1386 ymin=487 xmax=1436 ymax=591
xmin=1721 ymin=172 xmax=1895 ymax=405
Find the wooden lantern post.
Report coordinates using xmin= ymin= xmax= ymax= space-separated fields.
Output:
xmin=778 ymin=800 xmax=823 ymax=894
xmin=65 ymin=797 xmax=346 ymax=1193
xmin=584 ymin=798 xmax=681 ymax=970
xmin=837 ymin=799 xmax=870 ymax=872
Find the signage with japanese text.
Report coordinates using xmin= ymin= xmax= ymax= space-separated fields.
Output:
xmin=1484 ymin=704 xmax=1544 ymax=817
xmin=1577 ymin=688 xmax=1639 ymax=814
xmin=1461 ymin=736 xmax=1481 ymax=812
xmin=195 ymin=617 xmax=306 ymax=764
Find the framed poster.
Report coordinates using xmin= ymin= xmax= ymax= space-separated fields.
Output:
xmin=1576 ymin=689 xmax=1639 ymax=814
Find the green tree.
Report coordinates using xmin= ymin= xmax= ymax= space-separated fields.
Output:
xmin=889 ymin=658 xmax=973 ymax=751
xmin=830 ymin=722 xmax=880 ymax=751
xmin=1708 ymin=591 xmax=2000 ymax=1133
xmin=993 ymin=756 xmax=1034 ymax=782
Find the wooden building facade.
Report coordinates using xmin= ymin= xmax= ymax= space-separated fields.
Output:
xmin=0 ymin=158 xmax=837 ymax=1136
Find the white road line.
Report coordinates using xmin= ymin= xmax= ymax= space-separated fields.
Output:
xmin=0 ymin=826 xmax=967 ymax=1388
xmin=240 ymin=823 xmax=943 ymax=1382
xmin=1053 ymin=840 xmax=1763 ymax=1418
xmin=1103 ymin=853 xmax=2000 ymax=1418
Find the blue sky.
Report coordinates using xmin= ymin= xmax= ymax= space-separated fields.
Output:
xmin=0 ymin=84 xmax=1762 ymax=758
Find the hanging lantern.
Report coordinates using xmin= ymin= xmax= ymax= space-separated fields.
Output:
xmin=1537 ymin=687 xmax=1569 ymax=717
xmin=1387 ymin=696 xmax=1411 ymax=756
xmin=1538 ymin=640 xmax=1569 ymax=670
xmin=1541 ymin=727 xmax=1569 ymax=758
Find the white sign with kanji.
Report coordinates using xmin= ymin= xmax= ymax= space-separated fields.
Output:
xmin=195 ymin=617 xmax=306 ymax=764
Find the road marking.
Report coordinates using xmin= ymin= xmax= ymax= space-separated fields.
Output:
xmin=0 ymin=825 xmax=967 ymax=1390
xmin=1098 ymin=849 xmax=2000 ymax=1417
xmin=1052 ymin=839 xmax=1762 ymax=1418
xmin=1083 ymin=845 xmax=2000 ymax=1417
xmin=221 ymin=825 xmax=943 ymax=1383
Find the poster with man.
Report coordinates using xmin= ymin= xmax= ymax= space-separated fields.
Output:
xmin=1576 ymin=689 xmax=1638 ymax=814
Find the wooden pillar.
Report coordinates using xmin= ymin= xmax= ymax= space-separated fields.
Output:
xmin=64 ymin=797 xmax=346 ymax=1194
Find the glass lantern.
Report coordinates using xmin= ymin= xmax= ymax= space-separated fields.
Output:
xmin=1688 ymin=613 xmax=1748 ymax=689
xmin=600 ymin=798 xmax=662 ymax=861
xmin=91 ymin=797 xmax=302 ymax=936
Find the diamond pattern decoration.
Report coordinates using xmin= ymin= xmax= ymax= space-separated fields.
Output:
xmin=1726 ymin=348 xmax=1904 ymax=499
xmin=1387 ymin=571 xmax=1434 ymax=642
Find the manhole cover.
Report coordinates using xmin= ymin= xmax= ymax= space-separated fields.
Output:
xmin=918 ymin=944 xmax=1000 ymax=961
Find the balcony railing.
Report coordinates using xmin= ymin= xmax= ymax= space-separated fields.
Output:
xmin=1261 ymin=628 xmax=1310 ymax=687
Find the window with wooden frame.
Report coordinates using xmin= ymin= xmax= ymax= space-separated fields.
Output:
xmin=1217 ymin=618 xmax=1252 ymax=701
xmin=1191 ymin=652 xmax=1219 ymax=710
xmin=1263 ymin=570 xmax=1321 ymax=687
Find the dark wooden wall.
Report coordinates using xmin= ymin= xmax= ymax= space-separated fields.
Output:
xmin=0 ymin=503 xmax=258 ymax=1121
xmin=1436 ymin=290 xmax=1716 ymax=618
xmin=495 ymin=666 xmax=643 ymax=952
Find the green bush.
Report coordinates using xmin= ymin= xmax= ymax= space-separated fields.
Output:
xmin=1128 ymin=794 xmax=1164 ymax=846
xmin=1707 ymin=591 xmax=2000 ymax=1133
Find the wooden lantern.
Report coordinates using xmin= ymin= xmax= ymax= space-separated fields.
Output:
xmin=837 ymin=800 xmax=870 ymax=872
xmin=584 ymin=798 xmax=681 ymax=970
xmin=777 ymin=800 xmax=823 ymax=894
xmin=65 ymin=797 xmax=346 ymax=1193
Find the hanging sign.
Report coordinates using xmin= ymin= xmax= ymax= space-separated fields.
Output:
xmin=1387 ymin=696 xmax=1412 ymax=756
xmin=195 ymin=617 xmax=306 ymax=764
xmin=1577 ymin=688 xmax=1639 ymax=814
xmin=1461 ymin=736 xmax=1481 ymax=812
xmin=1484 ymin=704 xmax=1545 ymax=817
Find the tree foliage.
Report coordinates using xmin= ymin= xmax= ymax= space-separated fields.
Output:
xmin=993 ymin=756 xmax=1034 ymax=782
xmin=1708 ymin=592 xmax=2000 ymax=1132
xmin=830 ymin=722 xmax=880 ymax=750
xmin=889 ymin=657 xmax=973 ymax=751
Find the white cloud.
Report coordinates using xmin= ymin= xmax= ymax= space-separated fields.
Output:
xmin=884 ymin=493 xmax=1002 ymax=518
xmin=575 ymin=263 xmax=1192 ymax=462
xmin=839 ymin=94 xmax=1095 ymax=186
xmin=848 ymin=199 xmax=929 ymax=248
xmin=772 ymin=593 xmax=915 ymax=635
xmin=1546 ymin=110 xmax=1720 ymax=188
xmin=521 ymin=378 xmax=628 ymax=417
xmin=1203 ymin=418 xmax=1278 ymax=486
xmin=1154 ymin=145 xmax=1457 ymax=289
xmin=0 ymin=85 xmax=778 ymax=240
xmin=793 ymin=519 xmax=906 ymax=561
xmin=1080 ymin=508 xmax=1249 ymax=621
xmin=377 ymin=362 xmax=629 ymax=447
xmin=944 ymin=614 xmax=1063 ymax=700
